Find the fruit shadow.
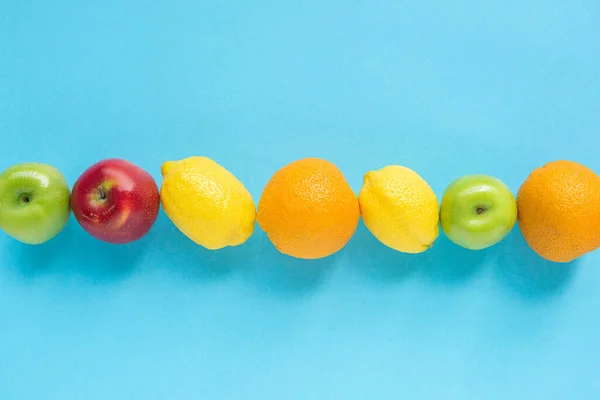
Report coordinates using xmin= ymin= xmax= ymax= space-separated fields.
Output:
xmin=146 ymin=211 xmax=250 ymax=282
xmin=241 ymin=229 xmax=338 ymax=299
xmin=12 ymin=217 xmax=143 ymax=283
xmin=345 ymin=221 xmax=488 ymax=285
xmin=419 ymin=234 xmax=492 ymax=285
xmin=490 ymin=227 xmax=578 ymax=302
xmin=344 ymin=221 xmax=421 ymax=283
xmin=9 ymin=223 xmax=75 ymax=279
xmin=151 ymin=211 xmax=335 ymax=295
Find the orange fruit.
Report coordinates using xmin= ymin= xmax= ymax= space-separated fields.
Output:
xmin=517 ymin=160 xmax=600 ymax=263
xmin=257 ymin=158 xmax=360 ymax=259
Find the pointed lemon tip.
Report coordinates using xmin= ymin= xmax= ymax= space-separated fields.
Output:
xmin=363 ymin=171 xmax=375 ymax=185
xmin=161 ymin=161 xmax=177 ymax=177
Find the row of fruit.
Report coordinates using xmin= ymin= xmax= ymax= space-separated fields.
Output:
xmin=1 ymin=156 xmax=598 ymax=263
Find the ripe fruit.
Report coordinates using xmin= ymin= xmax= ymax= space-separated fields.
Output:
xmin=440 ymin=174 xmax=517 ymax=250
xmin=517 ymin=160 xmax=600 ymax=263
xmin=71 ymin=158 xmax=160 ymax=244
xmin=0 ymin=162 xmax=71 ymax=244
xmin=257 ymin=158 xmax=360 ymax=259
xmin=359 ymin=165 xmax=438 ymax=253
xmin=160 ymin=156 xmax=256 ymax=250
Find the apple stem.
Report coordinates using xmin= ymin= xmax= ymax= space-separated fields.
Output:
xmin=476 ymin=207 xmax=485 ymax=215
xmin=18 ymin=192 xmax=31 ymax=205
xmin=98 ymin=187 xmax=107 ymax=201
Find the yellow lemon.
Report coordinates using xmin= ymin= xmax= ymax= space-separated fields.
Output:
xmin=359 ymin=165 xmax=439 ymax=253
xmin=160 ymin=156 xmax=256 ymax=250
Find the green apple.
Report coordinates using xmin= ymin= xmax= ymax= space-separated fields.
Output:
xmin=0 ymin=162 xmax=71 ymax=244
xmin=440 ymin=174 xmax=517 ymax=250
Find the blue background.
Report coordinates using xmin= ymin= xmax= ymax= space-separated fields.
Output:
xmin=1 ymin=1 xmax=600 ymax=399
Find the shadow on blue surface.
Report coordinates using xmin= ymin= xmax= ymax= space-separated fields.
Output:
xmin=7 ymin=213 xmax=578 ymax=302
xmin=420 ymin=233 xmax=492 ymax=285
xmin=491 ymin=228 xmax=579 ymax=302
xmin=148 ymin=211 xmax=246 ymax=281
xmin=7 ymin=211 xmax=335 ymax=296
xmin=242 ymin=229 xmax=337 ymax=298
xmin=344 ymin=221 xmax=422 ymax=283
xmin=150 ymin=211 xmax=334 ymax=296
xmin=344 ymin=221 xmax=578 ymax=301
xmin=11 ymin=217 xmax=144 ymax=283
xmin=345 ymin=221 xmax=489 ymax=286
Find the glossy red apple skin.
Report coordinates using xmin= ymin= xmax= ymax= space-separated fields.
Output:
xmin=71 ymin=158 xmax=160 ymax=244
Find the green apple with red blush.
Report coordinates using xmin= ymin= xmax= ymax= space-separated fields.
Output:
xmin=71 ymin=158 xmax=160 ymax=244
xmin=440 ymin=174 xmax=517 ymax=250
xmin=0 ymin=162 xmax=71 ymax=244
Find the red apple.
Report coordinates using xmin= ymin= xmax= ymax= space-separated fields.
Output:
xmin=71 ymin=158 xmax=160 ymax=244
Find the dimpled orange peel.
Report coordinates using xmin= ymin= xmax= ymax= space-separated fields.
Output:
xmin=257 ymin=157 xmax=360 ymax=259
xmin=517 ymin=160 xmax=600 ymax=263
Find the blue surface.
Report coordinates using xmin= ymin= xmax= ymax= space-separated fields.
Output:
xmin=1 ymin=1 xmax=600 ymax=399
